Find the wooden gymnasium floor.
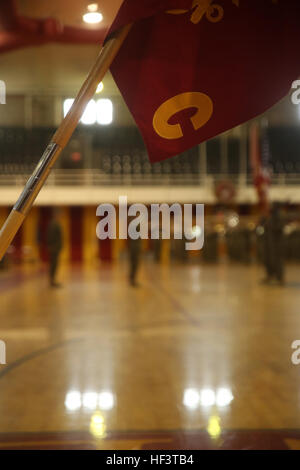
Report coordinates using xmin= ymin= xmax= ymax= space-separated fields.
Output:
xmin=0 ymin=261 xmax=300 ymax=450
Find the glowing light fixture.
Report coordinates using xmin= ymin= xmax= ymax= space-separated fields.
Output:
xmin=63 ymin=98 xmax=74 ymax=117
xmin=97 ymin=99 xmax=113 ymax=125
xmin=81 ymin=99 xmax=97 ymax=125
xmin=96 ymin=82 xmax=104 ymax=94
xmin=64 ymin=98 xmax=113 ymax=126
xmin=64 ymin=98 xmax=96 ymax=124
xmin=83 ymin=4 xmax=103 ymax=24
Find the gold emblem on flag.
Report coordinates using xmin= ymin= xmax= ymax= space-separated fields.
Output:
xmin=153 ymin=92 xmax=213 ymax=140
xmin=167 ymin=0 xmax=278 ymax=24
xmin=190 ymin=0 xmax=224 ymax=24
xmin=167 ymin=0 xmax=229 ymax=24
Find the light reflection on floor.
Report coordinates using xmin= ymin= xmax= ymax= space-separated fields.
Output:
xmin=0 ymin=261 xmax=300 ymax=449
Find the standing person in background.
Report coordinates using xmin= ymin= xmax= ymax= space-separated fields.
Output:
xmin=128 ymin=237 xmax=142 ymax=287
xmin=127 ymin=216 xmax=144 ymax=288
xmin=47 ymin=208 xmax=63 ymax=288
xmin=262 ymin=202 xmax=285 ymax=285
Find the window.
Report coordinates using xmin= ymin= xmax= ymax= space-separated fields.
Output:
xmin=81 ymin=100 xmax=97 ymax=125
xmin=63 ymin=98 xmax=74 ymax=118
xmin=63 ymin=98 xmax=113 ymax=125
xmin=97 ymin=99 xmax=113 ymax=125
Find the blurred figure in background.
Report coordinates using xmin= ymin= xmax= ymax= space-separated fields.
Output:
xmin=128 ymin=237 xmax=142 ymax=287
xmin=262 ymin=202 xmax=285 ymax=285
xmin=47 ymin=209 xmax=63 ymax=288
xmin=127 ymin=215 xmax=144 ymax=287
xmin=0 ymin=254 xmax=7 ymax=271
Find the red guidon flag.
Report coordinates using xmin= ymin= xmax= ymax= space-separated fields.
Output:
xmin=107 ymin=0 xmax=300 ymax=163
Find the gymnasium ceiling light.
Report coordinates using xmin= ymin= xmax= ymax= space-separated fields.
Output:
xmin=96 ymin=82 xmax=104 ymax=94
xmin=83 ymin=3 xmax=103 ymax=24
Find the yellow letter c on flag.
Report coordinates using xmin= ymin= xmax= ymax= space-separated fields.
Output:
xmin=153 ymin=92 xmax=213 ymax=140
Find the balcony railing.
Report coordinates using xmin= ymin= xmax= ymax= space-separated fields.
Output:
xmin=0 ymin=170 xmax=299 ymax=187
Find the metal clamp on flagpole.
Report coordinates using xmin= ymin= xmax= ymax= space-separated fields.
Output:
xmin=0 ymin=23 xmax=132 ymax=262
xmin=14 ymin=143 xmax=60 ymax=214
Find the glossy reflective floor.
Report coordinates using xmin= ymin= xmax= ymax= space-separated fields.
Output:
xmin=0 ymin=261 xmax=300 ymax=449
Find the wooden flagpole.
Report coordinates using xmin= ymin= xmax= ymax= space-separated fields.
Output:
xmin=0 ymin=23 xmax=131 ymax=262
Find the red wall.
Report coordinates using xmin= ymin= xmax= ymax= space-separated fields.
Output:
xmin=70 ymin=207 xmax=83 ymax=263
xmin=38 ymin=206 xmax=52 ymax=262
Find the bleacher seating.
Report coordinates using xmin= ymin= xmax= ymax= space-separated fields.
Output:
xmin=1 ymin=125 xmax=300 ymax=182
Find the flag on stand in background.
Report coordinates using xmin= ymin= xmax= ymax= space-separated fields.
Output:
xmin=107 ymin=0 xmax=300 ymax=162
xmin=250 ymin=124 xmax=272 ymax=213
